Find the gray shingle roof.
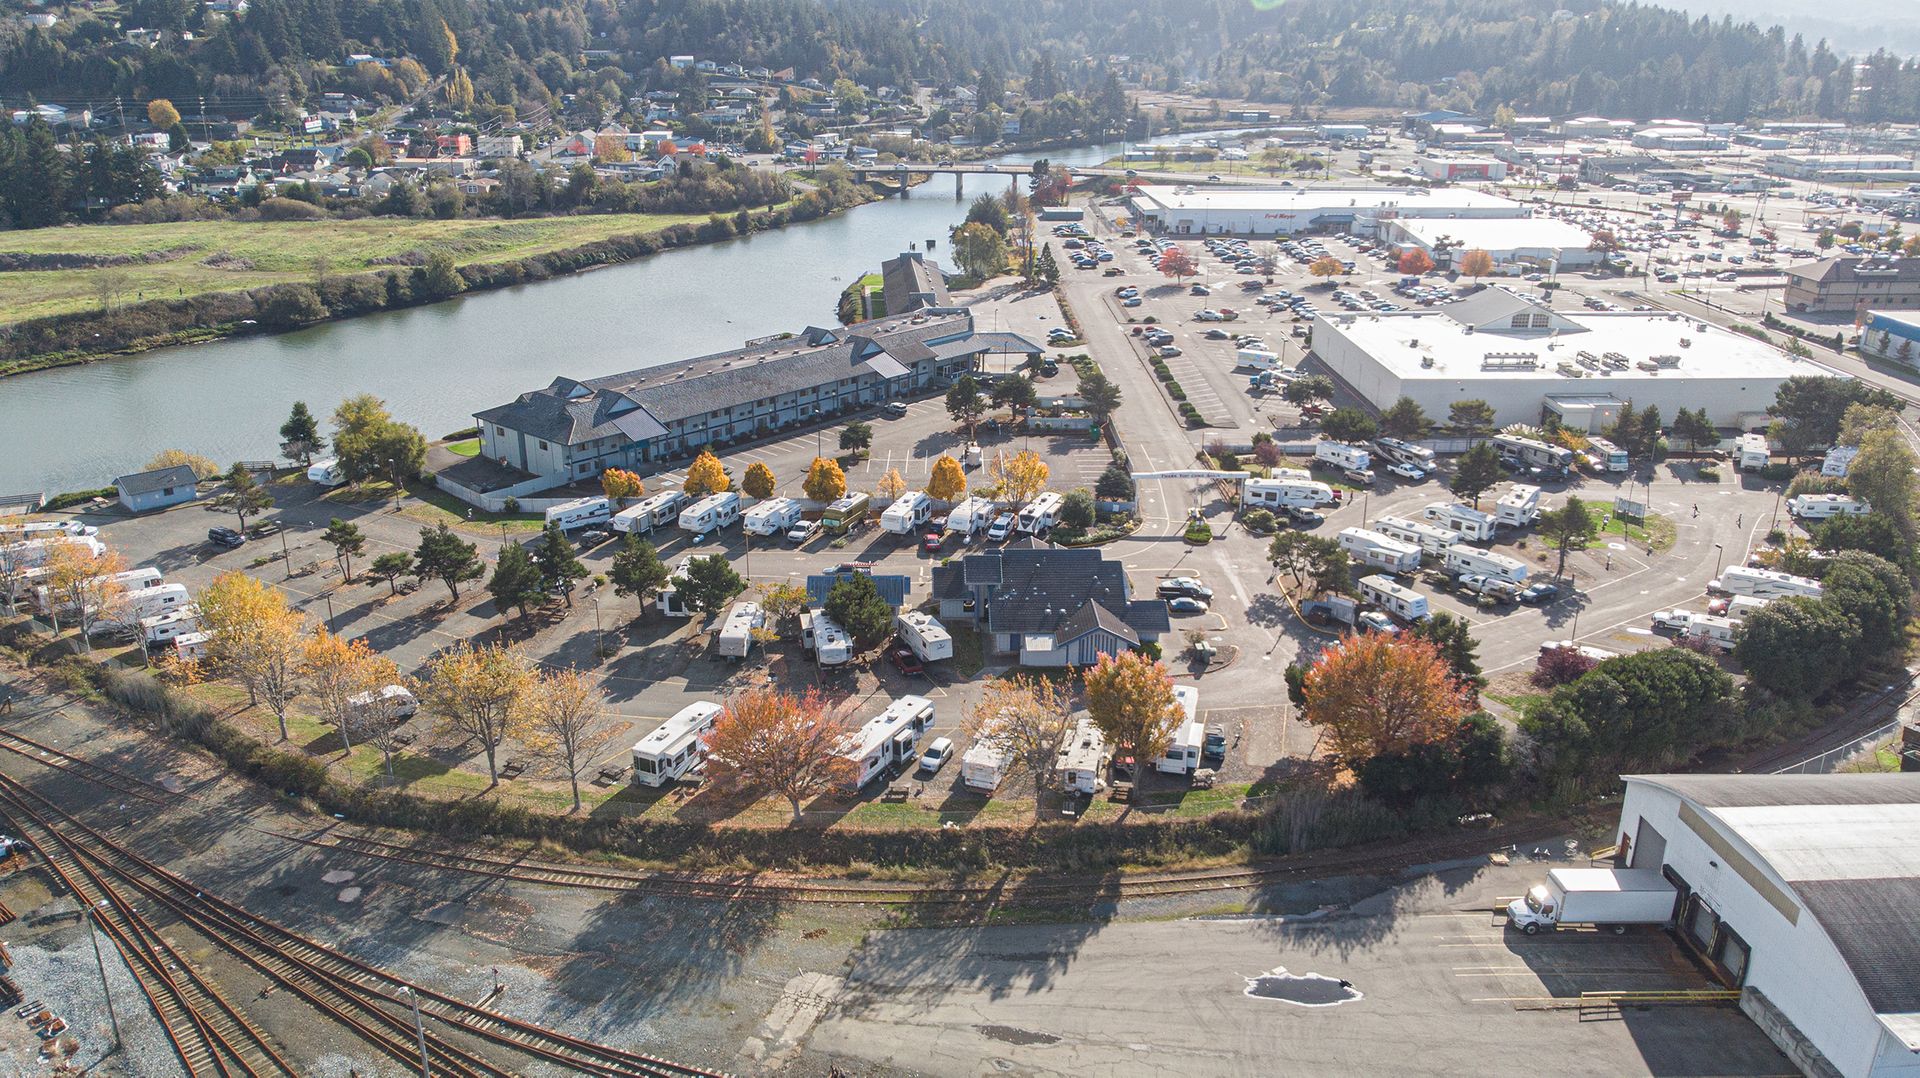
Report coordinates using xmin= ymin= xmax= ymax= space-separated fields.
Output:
xmin=947 ymin=547 xmax=1169 ymax=639
xmin=113 ymin=465 xmax=198 ymax=496
xmin=1796 ymin=878 xmax=1920 ymax=1017
xmin=1056 ymin=600 xmax=1138 ymax=647
xmin=880 ymin=251 xmax=950 ymax=315
xmin=1786 ymin=256 xmax=1920 ymax=285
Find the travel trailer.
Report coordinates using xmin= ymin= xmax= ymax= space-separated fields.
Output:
xmin=544 ymin=496 xmax=612 ymax=531
xmin=631 ymin=702 xmax=724 ymax=787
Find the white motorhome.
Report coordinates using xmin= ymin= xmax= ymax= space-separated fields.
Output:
xmin=139 ymin=606 xmax=202 ymax=646
xmin=1583 ymin=437 xmax=1629 ymax=473
xmin=1372 ymin=437 xmax=1436 ymax=471
xmin=678 ymin=492 xmax=741 ymax=534
xmin=960 ymin=738 xmax=1013 ymax=792
xmin=743 ymin=497 xmax=803 ymax=537
xmin=631 ymin=701 xmax=724 ymax=787
xmin=801 ymin=608 xmax=853 ymax=666
xmin=1683 ymin=613 xmax=1739 ymax=651
xmin=717 ymin=601 xmax=764 ymax=660
xmin=880 ymin=491 xmax=934 ymax=535
xmin=1235 ymin=348 xmax=1281 ymax=371
xmin=104 ymin=583 xmax=192 ymax=628
xmin=1 ymin=536 xmax=106 ymax=571
xmin=1709 ymin=565 xmax=1822 ymax=600
xmin=1315 ymin=441 xmax=1371 ymax=472
xmin=842 ymin=695 xmax=935 ymax=788
xmin=1337 ymin=528 xmax=1422 ymax=574
xmin=1155 ymin=686 xmax=1204 ymax=775
xmin=1370 ymin=515 xmax=1458 ymax=556
xmin=1016 ymin=491 xmax=1065 ymax=534
xmin=1495 ymin=484 xmax=1542 ymax=528
xmin=1787 ymin=493 xmax=1870 ymax=520
xmin=306 ymin=458 xmax=347 ymax=487
xmin=1443 ymin=547 xmax=1529 ymax=585
xmin=1492 ymin=433 xmax=1574 ymax=471
xmin=895 ymin=610 xmax=953 ymax=663
xmin=1245 ymin=477 xmax=1335 ymax=509
xmin=613 ymin=491 xmax=687 ymax=534
xmin=1821 ymin=445 xmax=1859 ymax=478
xmin=1359 ymin=574 xmax=1429 ymax=621
xmin=1053 ymin=716 xmax=1110 ymax=794
xmin=656 ymin=558 xmax=697 ymax=618
xmin=1736 ymin=432 xmax=1771 ymax=472
xmin=1422 ymin=502 xmax=1497 ymax=542
xmin=544 ymin=496 xmax=612 ymax=531
xmin=946 ymin=497 xmax=999 ymax=537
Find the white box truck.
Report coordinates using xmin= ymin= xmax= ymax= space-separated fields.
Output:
xmin=1422 ymin=502 xmax=1497 ymax=542
xmin=880 ymin=491 xmax=934 ymax=535
xmin=1358 ymin=575 xmax=1429 ymax=621
xmin=631 ymin=701 xmax=724 ymax=787
xmin=1443 ymin=547 xmax=1529 ymax=585
xmin=1235 ymin=348 xmax=1281 ymax=371
xmin=743 ymin=497 xmax=803 ymax=537
xmin=960 ymin=738 xmax=1013 ymax=792
xmin=1338 ymin=528 xmax=1422 ymax=574
xmin=896 ymin=610 xmax=953 ymax=663
xmin=1155 ymin=686 xmax=1205 ymax=775
xmin=1708 ymin=565 xmax=1822 ymax=600
xmin=306 ymin=458 xmax=347 ymax=486
xmin=1505 ymin=868 xmax=1677 ymax=935
xmin=1245 ymin=477 xmax=1335 ymax=509
xmin=1315 ymin=441 xmax=1371 ymax=472
xmin=613 ymin=491 xmax=687 ymax=534
xmin=946 ymin=497 xmax=998 ymax=537
xmin=544 ymin=496 xmax=612 ymax=531
xmin=679 ymin=491 xmax=741 ymax=534
xmin=1787 ymin=493 xmax=1870 ymax=520
xmin=1371 ymin=515 xmax=1458 ymax=557
xmin=1495 ymin=484 xmax=1541 ymax=528
xmin=718 ymin=601 xmax=765 ymax=659
xmin=1016 ymin=491 xmax=1065 ymax=534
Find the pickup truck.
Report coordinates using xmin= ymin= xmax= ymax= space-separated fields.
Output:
xmin=1650 ymin=610 xmax=1694 ymax=632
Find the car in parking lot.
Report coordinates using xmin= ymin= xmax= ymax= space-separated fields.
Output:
xmin=577 ymin=528 xmax=613 ymax=549
xmin=1357 ymin=610 xmax=1399 ymax=634
xmin=889 ymin=645 xmax=927 ymax=678
xmin=921 ymin=530 xmax=945 ymax=552
xmin=883 ymin=400 xmax=909 ymax=417
xmin=785 ymin=520 xmax=820 ymax=545
xmin=1457 ymin=574 xmax=1518 ymax=601
xmin=1386 ymin=461 xmax=1428 ymax=481
xmin=1121 ymin=296 xmax=1142 ymax=307
xmin=207 ymin=526 xmax=246 ymax=548
xmin=1157 ymin=345 xmax=1182 ymax=358
xmin=986 ymin=513 xmax=1016 ymax=541
xmin=1167 ymin=596 xmax=1210 ymax=615
xmin=1156 ymin=577 xmax=1213 ymax=601
xmin=1518 ymin=580 xmax=1562 ymax=605
xmin=916 ymin=736 xmax=953 ymax=775
xmin=1204 ymin=328 xmax=1232 ymax=340
xmin=1202 ymin=724 xmax=1227 ymax=763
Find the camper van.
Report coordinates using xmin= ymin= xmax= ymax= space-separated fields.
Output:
xmin=1491 ymin=434 xmax=1574 ymax=472
xmin=1155 ymin=686 xmax=1205 ymax=775
xmin=138 ymin=607 xmax=202 ymax=647
xmin=631 ymin=701 xmax=724 ymax=787
xmin=1496 ymin=484 xmax=1542 ymax=528
xmin=544 ymin=496 xmax=613 ymax=531
xmin=717 ymin=601 xmax=765 ymax=660
xmin=743 ymin=497 xmax=803 ymax=537
xmin=1709 ymin=565 xmax=1822 ymax=600
xmin=171 ymin=631 xmax=212 ymax=662
xmin=1016 ymin=492 xmax=1066 ymax=534
xmin=842 ymin=695 xmax=935 ymax=789
xmin=1736 ymin=432 xmax=1771 ymax=472
xmin=945 ymin=497 xmax=999 ymax=537
xmin=656 ymin=558 xmax=697 ymax=618
xmin=1337 ymin=528 xmax=1422 ymax=574
xmin=880 ymin=491 xmax=935 ymax=535
xmin=1359 ymin=574 xmax=1429 ymax=621
xmin=896 ymin=610 xmax=953 ymax=663
xmin=1244 ymin=477 xmax=1335 ymax=509
xmin=1787 ymin=494 xmax=1870 ymax=520
xmin=306 ymin=458 xmax=347 ymax=487
xmin=1371 ymin=515 xmax=1458 ymax=557
xmin=1053 ymin=716 xmax=1110 ymax=795
xmin=1315 ymin=441 xmax=1371 ymax=472
xmin=1443 ymin=547 xmax=1530 ymax=585
xmin=678 ymin=492 xmax=741 ymax=535
xmin=822 ymin=493 xmax=872 ymax=535
xmin=1422 ymin=502 xmax=1497 ymax=542
xmin=801 ymin=608 xmax=853 ymax=666
xmin=1583 ymin=437 xmax=1629 ymax=473
xmin=613 ymin=491 xmax=687 ymax=534
xmin=960 ymin=738 xmax=1013 ymax=792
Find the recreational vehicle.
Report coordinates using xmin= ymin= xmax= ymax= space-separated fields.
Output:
xmin=19 ymin=520 xmax=98 ymax=539
xmin=960 ymin=738 xmax=1013 ymax=792
xmin=1 ymin=536 xmax=106 ymax=571
xmin=1491 ymin=434 xmax=1574 ymax=471
xmin=656 ymin=559 xmax=697 ymax=617
xmin=631 ymin=701 xmax=724 ymax=787
xmin=1372 ymin=437 xmax=1436 ymax=471
xmin=1370 ymin=515 xmax=1458 ymax=557
xmin=1053 ymin=716 xmax=1110 ymax=794
xmin=1495 ymin=484 xmax=1541 ymax=528
xmin=544 ymin=496 xmax=613 ymax=531
xmin=1583 ymin=437 xmax=1629 ymax=472
xmin=1683 ymin=613 xmax=1739 ymax=651
xmin=1016 ymin=492 xmax=1066 ymax=534
xmin=1422 ymin=502 xmax=1497 ymax=542
xmin=801 ymin=608 xmax=853 ymax=666
xmin=743 ymin=497 xmax=803 ymax=537
xmin=171 ymin=631 xmax=212 ymax=661
xmin=1244 ymin=477 xmax=1335 ymax=509
xmin=895 ymin=610 xmax=953 ymax=663
xmin=1787 ymin=494 xmax=1870 ymax=520
xmin=946 ymin=497 xmax=999 ymax=537
xmin=880 ymin=491 xmax=935 ymax=535
xmin=104 ymin=583 xmax=191 ymax=627
xmin=822 ymin=493 xmax=872 ymax=535
xmin=1442 ymin=547 xmax=1530 ymax=585
xmin=613 ymin=491 xmax=687 ymax=534
xmin=717 ymin=601 xmax=765 ymax=659
xmin=1315 ymin=441 xmax=1371 ymax=472
xmin=139 ymin=607 xmax=203 ymax=646
xmin=1359 ymin=574 xmax=1429 ymax=621
xmin=1708 ymin=566 xmax=1822 ymax=600
xmin=347 ymin=683 xmax=420 ymax=721
xmin=1337 ymin=528 xmax=1422 ymax=574
xmin=1736 ymin=433 xmax=1771 ymax=472
xmin=842 ymin=695 xmax=935 ymax=788
xmin=678 ymin=492 xmax=741 ymax=534
xmin=1155 ymin=686 xmax=1205 ymax=775
xmin=306 ymin=458 xmax=347 ymax=487
xmin=32 ymin=566 xmax=163 ymax=617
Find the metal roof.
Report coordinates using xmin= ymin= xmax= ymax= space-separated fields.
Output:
xmin=113 ymin=465 xmax=199 ymax=496
xmin=1625 ymin=773 xmax=1919 ymax=809
xmin=806 ymin=572 xmax=912 ymax=609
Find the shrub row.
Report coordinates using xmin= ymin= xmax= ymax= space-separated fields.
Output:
xmin=44 ymin=487 xmax=116 ymax=510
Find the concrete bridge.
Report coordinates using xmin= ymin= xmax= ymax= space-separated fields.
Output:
xmin=842 ymin=161 xmax=1144 ymax=197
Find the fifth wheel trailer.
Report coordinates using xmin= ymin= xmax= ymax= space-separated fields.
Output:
xmin=895 ymin=610 xmax=953 ymax=663
xmin=1370 ymin=515 xmax=1458 ymax=557
xmin=544 ymin=496 xmax=612 ymax=531
xmin=1443 ymin=547 xmax=1529 ymax=585
xmin=1337 ymin=528 xmax=1422 ymax=574
xmin=881 ymin=491 xmax=935 ymax=535
xmin=631 ymin=701 xmax=724 ymax=787
xmin=717 ymin=601 xmax=765 ymax=660
xmin=1422 ymin=502 xmax=1497 ymax=542
xmin=614 ymin=491 xmax=687 ymax=534
xmin=743 ymin=497 xmax=803 ymax=537
xmin=842 ymin=695 xmax=935 ymax=788
xmin=1505 ymin=868 xmax=1677 ymax=935
xmin=1245 ymin=477 xmax=1335 ymax=509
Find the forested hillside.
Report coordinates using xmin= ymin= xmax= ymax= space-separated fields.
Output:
xmin=2 ymin=0 xmax=1918 ymax=123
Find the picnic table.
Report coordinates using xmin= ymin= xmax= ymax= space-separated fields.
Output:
xmin=498 ymin=760 xmax=526 ymax=779
xmin=597 ymin=762 xmax=629 ymax=783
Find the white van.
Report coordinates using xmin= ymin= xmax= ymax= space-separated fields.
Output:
xmin=743 ymin=497 xmax=803 ymax=537
xmin=1235 ymin=348 xmax=1281 ymax=371
xmin=544 ymin=496 xmax=612 ymax=531
xmin=880 ymin=491 xmax=935 ymax=535
xmin=306 ymin=458 xmax=347 ymax=487
xmin=678 ymin=492 xmax=741 ymax=534
xmin=631 ymin=701 xmax=724 ymax=787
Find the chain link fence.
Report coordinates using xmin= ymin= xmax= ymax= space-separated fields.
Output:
xmin=1767 ymin=719 xmax=1905 ymax=775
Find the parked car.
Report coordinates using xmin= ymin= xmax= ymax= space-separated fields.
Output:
xmin=1156 ymin=577 xmax=1213 ymax=601
xmin=986 ymin=513 xmax=1016 ymax=541
xmin=921 ymin=530 xmax=945 ymax=552
xmin=1284 ymin=505 xmax=1325 ymax=525
xmin=1202 ymin=724 xmax=1227 ymax=763
xmin=207 ymin=526 xmax=245 ymax=549
xmin=1519 ymin=581 xmax=1562 ymax=605
xmin=785 ymin=520 xmax=820 ymax=545
xmin=1386 ymin=461 xmax=1428 ymax=481
xmin=917 ymin=737 xmax=954 ymax=775
xmin=1167 ymin=596 xmax=1210 ymax=615
xmin=883 ymin=400 xmax=909 ymax=417
xmin=1357 ymin=610 xmax=1399 ymax=634
xmin=577 ymin=528 xmax=613 ymax=549
xmin=889 ymin=645 xmax=926 ymax=677
xmin=1121 ymin=297 xmax=1142 ymax=307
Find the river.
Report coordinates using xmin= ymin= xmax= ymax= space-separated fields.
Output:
xmin=0 ymin=135 xmax=1235 ymax=494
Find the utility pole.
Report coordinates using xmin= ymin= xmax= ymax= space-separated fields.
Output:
xmin=87 ymin=907 xmax=123 ymax=1053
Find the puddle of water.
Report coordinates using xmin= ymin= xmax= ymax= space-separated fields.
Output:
xmin=975 ymin=1025 xmax=1061 ymax=1046
xmin=1242 ymin=967 xmax=1363 ymax=1007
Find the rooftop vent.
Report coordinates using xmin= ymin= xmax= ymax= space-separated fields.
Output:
xmin=1481 ymin=351 xmax=1540 ymax=371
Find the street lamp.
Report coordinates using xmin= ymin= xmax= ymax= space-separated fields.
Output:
xmin=400 ymin=986 xmax=431 ymax=1077
xmin=389 ymin=458 xmax=400 ymax=512
xmin=590 ymin=596 xmax=604 ymax=658
xmin=1713 ymin=543 xmax=1725 ymax=580
xmin=323 ymin=590 xmax=336 ymax=632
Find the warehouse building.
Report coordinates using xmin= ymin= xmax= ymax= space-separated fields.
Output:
xmin=1127 ymin=185 xmax=1525 ymax=238
xmin=1763 ymin=153 xmax=1919 ymax=182
xmin=1380 ymin=217 xmax=1599 ymax=270
xmin=1862 ymin=312 xmax=1920 ymax=365
xmin=1613 ymin=773 xmax=1920 ymax=1078
xmin=1414 ymin=155 xmax=1508 ymax=182
xmin=1310 ymin=289 xmax=1813 ymax=430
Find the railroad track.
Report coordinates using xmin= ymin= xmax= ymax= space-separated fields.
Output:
xmin=0 ymin=771 xmax=728 ymax=1078
xmin=0 ymin=723 xmax=1566 ymax=907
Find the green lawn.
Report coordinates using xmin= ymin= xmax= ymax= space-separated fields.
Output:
xmin=445 ymin=439 xmax=480 ymax=457
xmin=1599 ymin=511 xmax=1677 ymax=552
xmin=0 ymin=213 xmax=713 ymax=324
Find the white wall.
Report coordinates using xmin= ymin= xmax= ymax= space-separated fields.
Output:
xmin=1619 ymin=783 xmax=1889 ymax=1078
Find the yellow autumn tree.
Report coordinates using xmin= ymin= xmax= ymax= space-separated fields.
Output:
xmin=42 ymin=542 xmax=127 ymax=649
xmin=742 ymin=462 xmax=777 ymax=499
xmin=600 ymin=468 xmax=645 ymax=501
xmin=146 ymin=98 xmax=181 ymax=129
xmin=803 ymin=457 xmax=846 ymax=502
xmin=683 ymin=450 xmax=729 ymax=495
xmin=925 ymin=454 xmax=967 ymax=501
xmin=1083 ymin=651 xmax=1184 ymax=801
xmin=197 ymin=572 xmax=307 ymax=741
xmin=994 ymin=449 xmax=1050 ymax=506
xmin=875 ymin=467 xmax=907 ymax=501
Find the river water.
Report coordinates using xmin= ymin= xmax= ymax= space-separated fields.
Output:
xmin=0 ymin=135 xmax=1246 ymax=493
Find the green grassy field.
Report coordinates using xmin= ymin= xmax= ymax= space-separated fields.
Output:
xmin=0 ymin=213 xmax=712 ymax=324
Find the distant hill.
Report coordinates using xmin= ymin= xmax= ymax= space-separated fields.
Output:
xmin=1656 ymin=0 xmax=1920 ymax=56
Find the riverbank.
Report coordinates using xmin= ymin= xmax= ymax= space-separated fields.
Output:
xmin=0 ymin=181 xmax=883 ymax=379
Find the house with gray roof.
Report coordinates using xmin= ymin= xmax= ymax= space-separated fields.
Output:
xmin=113 ymin=465 xmax=200 ymax=513
xmin=879 ymin=251 xmax=951 ymax=316
xmin=465 ymin=311 xmax=1039 ymax=497
xmin=931 ymin=542 xmax=1169 ymax=666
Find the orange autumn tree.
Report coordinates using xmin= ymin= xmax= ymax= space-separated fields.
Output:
xmin=702 ymin=686 xmax=855 ymax=820
xmin=1083 ymin=650 xmax=1184 ymax=802
xmin=1396 ymin=248 xmax=1435 ymax=275
xmin=1302 ymin=632 xmax=1470 ymax=766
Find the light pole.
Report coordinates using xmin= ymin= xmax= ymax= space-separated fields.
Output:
xmin=86 ymin=906 xmax=123 ymax=1053
xmin=323 ymin=590 xmax=335 ymax=632
xmin=280 ymin=526 xmax=291 ymax=580
xmin=590 ymin=596 xmax=604 ymax=658
xmin=401 ymin=986 xmax=431 ymax=1077
xmin=389 ymin=458 xmax=400 ymax=513
xmin=1713 ymin=543 xmax=1725 ymax=580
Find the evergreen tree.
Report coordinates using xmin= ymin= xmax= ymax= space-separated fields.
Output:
xmin=530 ymin=523 xmax=588 ymax=606
xmin=488 ymin=541 xmax=544 ymax=620
xmin=280 ymin=401 xmax=324 ymax=463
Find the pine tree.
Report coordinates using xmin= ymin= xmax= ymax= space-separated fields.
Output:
xmin=531 ymin=523 xmax=588 ymax=606
xmin=280 ymin=401 xmax=324 ymax=463
xmin=489 ymin=542 xmax=544 ymax=620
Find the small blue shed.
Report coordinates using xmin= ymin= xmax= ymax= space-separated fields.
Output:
xmin=113 ymin=465 xmax=200 ymax=514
